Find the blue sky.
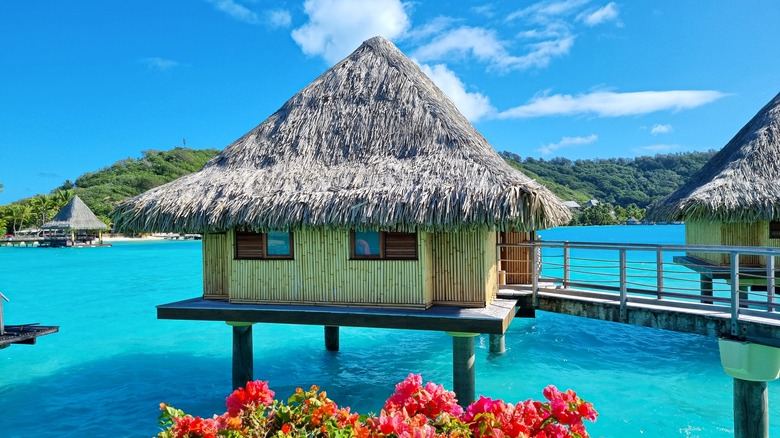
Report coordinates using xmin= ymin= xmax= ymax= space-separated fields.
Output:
xmin=1 ymin=1 xmax=778 ymax=204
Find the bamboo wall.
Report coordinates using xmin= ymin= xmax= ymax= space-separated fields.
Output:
xmin=686 ymin=220 xmax=765 ymax=266
xmin=201 ymin=227 xmax=498 ymax=308
xmin=430 ymin=227 xmax=497 ymax=307
xmin=226 ymin=229 xmax=432 ymax=308
xmin=202 ymin=233 xmax=229 ymax=299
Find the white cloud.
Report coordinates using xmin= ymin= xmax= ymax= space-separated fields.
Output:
xmin=507 ymin=0 xmax=590 ymax=23
xmin=538 ymin=134 xmax=598 ymax=155
xmin=413 ymin=26 xmax=574 ymax=71
xmin=291 ymin=0 xmax=410 ymax=64
xmin=419 ymin=63 xmax=495 ymax=122
xmin=142 ymin=57 xmax=179 ymax=71
xmin=579 ymin=2 xmax=619 ymax=26
xmin=499 ymin=90 xmax=727 ymax=118
xmin=267 ymin=9 xmax=292 ymax=28
xmin=632 ymin=144 xmax=681 ymax=154
xmin=209 ymin=0 xmax=260 ymax=25
xmin=650 ymin=123 xmax=673 ymax=135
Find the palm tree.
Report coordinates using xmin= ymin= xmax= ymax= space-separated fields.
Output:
xmin=30 ymin=194 xmax=56 ymax=227
xmin=8 ymin=204 xmax=33 ymax=233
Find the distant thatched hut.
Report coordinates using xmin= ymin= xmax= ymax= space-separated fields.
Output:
xmin=42 ymin=195 xmax=108 ymax=246
xmin=113 ymin=36 xmax=570 ymax=310
xmin=647 ymin=91 xmax=780 ymax=267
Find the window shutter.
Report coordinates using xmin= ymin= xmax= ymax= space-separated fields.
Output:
xmin=771 ymin=222 xmax=780 ymax=239
xmin=384 ymin=232 xmax=418 ymax=259
xmin=235 ymin=231 xmax=264 ymax=259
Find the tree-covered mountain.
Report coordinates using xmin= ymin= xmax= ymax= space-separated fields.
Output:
xmin=1 ymin=147 xmax=716 ymax=233
xmin=500 ymin=150 xmax=716 ymax=208
xmin=1 ymin=148 xmax=219 ymax=233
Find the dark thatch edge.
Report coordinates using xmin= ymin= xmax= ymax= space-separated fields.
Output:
xmin=112 ymin=36 xmax=570 ymax=234
xmin=646 ymin=91 xmax=780 ymax=223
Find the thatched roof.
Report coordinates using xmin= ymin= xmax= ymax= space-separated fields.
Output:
xmin=42 ymin=195 xmax=108 ymax=231
xmin=647 ymin=91 xmax=780 ymax=223
xmin=112 ymin=36 xmax=570 ymax=233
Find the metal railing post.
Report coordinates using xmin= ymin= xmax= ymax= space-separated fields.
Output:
xmin=768 ymin=255 xmax=776 ymax=312
xmin=0 ymin=292 xmax=8 ymax=336
xmin=531 ymin=242 xmax=539 ymax=307
xmin=656 ymin=250 xmax=664 ymax=299
xmin=620 ymin=249 xmax=627 ymax=322
xmin=730 ymin=252 xmax=739 ymax=336
xmin=563 ymin=242 xmax=570 ymax=288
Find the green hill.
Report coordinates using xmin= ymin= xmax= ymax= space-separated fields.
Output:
xmin=0 ymin=147 xmax=219 ymax=233
xmin=500 ymin=150 xmax=716 ymax=208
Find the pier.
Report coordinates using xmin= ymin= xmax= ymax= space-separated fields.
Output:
xmin=498 ymin=240 xmax=780 ymax=438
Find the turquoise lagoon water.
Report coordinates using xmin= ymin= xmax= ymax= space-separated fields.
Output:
xmin=0 ymin=225 xmax=777 ymax=437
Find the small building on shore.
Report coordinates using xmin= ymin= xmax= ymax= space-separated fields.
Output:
xmin=42 ymin=195 xmax=108 ymax=246
xmin=563 ymin=201 xmax=581 ymax=212
xmin=647 ymin=91 xmax=780 ymax=267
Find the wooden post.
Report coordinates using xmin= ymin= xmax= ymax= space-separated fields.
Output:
xmin=324 ymin=326 xmax=339 ymax=351
xmin=733 ymin=378 xmax=768 ymax=438
xmin=488 ymin=334 xmax=505 ymax=354
xmin=449 ymin=332 xmax=478 ymax=407
xmin=700 ymin=274 xmax=713 ymax=304
xmin=739 ymin=286 xmax=750 ymax=309
xmin=229 ymin=323 xmax=254 ymax=390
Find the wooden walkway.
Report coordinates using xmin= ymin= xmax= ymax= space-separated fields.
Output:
xmin=499 ymin=286 xmax=780 ymax=347
xmin=498 ymin=240 xmax=780 ymax=349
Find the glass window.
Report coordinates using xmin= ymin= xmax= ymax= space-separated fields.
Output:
xmin=235 ymin=230 xmax=293 ymax=260
xmin=351 ymin=230 xmax=417 ymax=260
xmin=266 ymin=231 xmax=292 ymax=256
xmin=354 ymin=230 xmax=381 ymax=257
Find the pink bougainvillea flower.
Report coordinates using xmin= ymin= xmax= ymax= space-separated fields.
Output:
xmin=225 ymin=380 xmax=275 ymax=416
xmin=171 ymin=415 xmax=218 ymax=438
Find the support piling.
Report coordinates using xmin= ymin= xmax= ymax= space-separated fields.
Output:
xmin=324 ymin=326 xmax=339 ymax=351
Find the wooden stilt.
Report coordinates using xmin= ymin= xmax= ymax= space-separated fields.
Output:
xmin=488 ymin=333 xmax=505 ymax=354
xmin=700 ymin=274 xmax=713 ymax=304
xmin=733 ymin=378 xmax=768 ymax=438
xmin=739 ymin=286 xmax=750 ymax=309
xmin=450 ymin=333 xmax=477 ymax=407
xmin=324 ymin=326 xmax=339 ymax=351
xmin=231 ymin=324 xmax=253 ymax=389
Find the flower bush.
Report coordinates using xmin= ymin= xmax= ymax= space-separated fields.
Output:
xmin=157 ymin=374 xmax=597 ymax=438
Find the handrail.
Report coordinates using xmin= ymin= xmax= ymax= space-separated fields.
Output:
xmin=497 ymin=240 xmax=780 ymax=329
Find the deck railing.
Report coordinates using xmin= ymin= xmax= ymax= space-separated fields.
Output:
xmin=499 ymin=241 xmax=780 ymax=335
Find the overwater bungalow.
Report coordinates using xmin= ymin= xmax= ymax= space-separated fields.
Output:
xmin=647 ymin=91 xmax=780 ymax=274
xmin=112 ymin=36 xmax=570 ymax=403
xmin=41 ymin=195 xmax=109 ymax=247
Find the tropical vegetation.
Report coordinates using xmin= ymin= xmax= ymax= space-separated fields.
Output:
xmin=500 ymin=150 xmax=716 ymax=225
xmin=0 ymin=148 xmax=218 ymax=234
xmin=157 ymin=374 xmax=597 ymax=438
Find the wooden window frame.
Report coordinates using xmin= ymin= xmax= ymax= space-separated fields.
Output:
xmin=350 ymin=230 xmax=418 ymax=260
xmin=234 ymin=230 xmax=294 ymax=260
xmin=770 ymin=222 xmax=780 ymax=239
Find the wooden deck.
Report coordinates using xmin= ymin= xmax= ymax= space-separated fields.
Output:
xmin=0 ymin=324 xmax=59 ymax=348
xmin=157 ymin=297 xmax=518 ymax=334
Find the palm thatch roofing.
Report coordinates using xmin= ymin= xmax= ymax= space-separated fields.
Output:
xmin=112 ymin=36 xmax=570 ymax=233
xmin=647 ymin=91 xmax=780 ymax=223
xmin=42 ymin=195 xmax=108 ymax=231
